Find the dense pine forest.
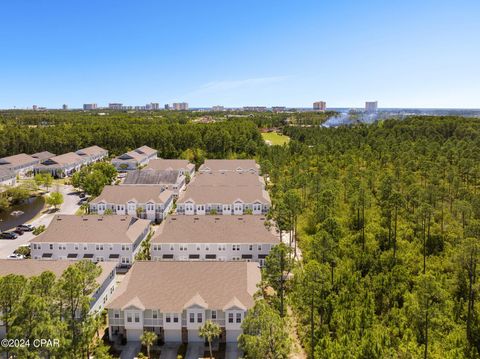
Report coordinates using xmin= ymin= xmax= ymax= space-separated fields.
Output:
xmin=2 ymin=110 xmax=480 ymax=357
xmin=259 ymin=116 xmax=480 ymax=358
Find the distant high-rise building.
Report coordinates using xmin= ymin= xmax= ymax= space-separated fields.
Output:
xmin=62 ymin=104 xmax=68 ymax=110
xmin=212 ymin=105 xmax=225 ymax=111
xmin=164 ymin=104 xmax=170 ymax=110
xmin=313 ymin=101 xmax=326 ymax=111
xmin=83 ymin=103 xmax=97 ymax=110
xmin=32 ymin=105 xmax=38 ymax=111
xmin=272 ymin=106 xmax=286 ymax=112
xmin=365 ymin=101 xmax=378 ymax=113
xmin=109 ymin=103 xmax=123 ymax=110
xmin=150 ymin=103 xmax=160 ymax=110
xmin=243 ymin=106 xmax=267 ymax=112
xmin=172 ymin=102 xmax=188 ymax=111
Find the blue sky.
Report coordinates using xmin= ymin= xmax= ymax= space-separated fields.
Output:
xmin=1 ymin=0 xmax=479 ymax=109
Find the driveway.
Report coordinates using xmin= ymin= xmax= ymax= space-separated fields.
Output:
xmin=119 ymin=341 xmax=141 ymax=359
xmin=160 ymin=343 xmax=180 ymax=359
xmin=185 ymin=342 xmax=204 ymax=359
xmin=0 ymin=185 xmax=81 ymax=258
xmin=225 ymin=343 xmax=242 ymax=359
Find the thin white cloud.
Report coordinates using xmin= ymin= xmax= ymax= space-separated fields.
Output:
xmin=191 ymin=76 xmax=289 ymax=95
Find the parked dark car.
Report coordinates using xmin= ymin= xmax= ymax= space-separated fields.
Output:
xmin=79 ymin=192 xmax=86 ymax=198
xmin=0 ymin=232 xmax=18 ymax=240
xmin=17 ymin=224 xmax=34 ymax=232
xmin=13 ymin=228 xmax=24 ymax=236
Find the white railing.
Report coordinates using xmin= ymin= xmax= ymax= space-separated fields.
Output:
xmin=144 ymin=318 xmax=163 ymax=326
xmin=108 ymin=318 xmax=124 ymax=325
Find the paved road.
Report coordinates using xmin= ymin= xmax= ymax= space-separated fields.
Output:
xmin=160 ymin=343 xmax=180 ymax=359
xmin=185 ymin=342 xmax=204 ymax=359
xmin=225 ymin=343 xmax=242 ymax=359
xmin=0 ymin=185 xmax=81 ymax=258
xmin=119 ymin=342 xmax=141 ymax=359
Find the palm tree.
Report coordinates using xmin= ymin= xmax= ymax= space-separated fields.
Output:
xmin=140 ymin=330 xmax=157 ymax=359
xmin=199 ymin=320 xmax=221 ymax=359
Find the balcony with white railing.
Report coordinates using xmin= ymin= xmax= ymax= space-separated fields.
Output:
xmin=108 ymin=318 xmax=124 ymax=326
xmin=144 ymin=318 xmax=163 ymax=326
xmin=211 ymin=319 xmax=225 ymax=326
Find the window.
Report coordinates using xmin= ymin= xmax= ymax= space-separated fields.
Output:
xmin=197 ymin=313 xmax=203 ymax=323
xmin=84 ymin=245 xmax=88 ymax=250
xmin=122 ymin=245 xmax=130 ymax=251
xmin=166 ymin=314 xmax=171 ymax=323
xmin=211 ymin=311 xmax=217 ymax=320
xmin=258 ymin=245 xmax=262 ymax=251
xmin=190 ymin=313 xmax=195 ymax=323
xmin=153 ymin=311 xmax=158 ymax=319
xmin=180 ymin=244 xmax=187 ymax=251
xmin=218 ymin=244 xmax=226 ymax=251
xmin=49 ymin=244 xmax=53 ymax=250
xmin=96 ymin=244 xmax=104 ymax=251
xmin=232 ymin=257 xmax=240 ymax=261
xmin=173 ymin=314 xmax=179 ymax=323
xmin=170 ymin=245 xmax=174 ymax=251
xmin=249 ymin=245 xmax=253 ymax=251
xmin=236 ymin=313 xmax=242 ymax=323
xmin=205 ymin=245 xmax=209 ymax=251
xmin=196 ymin=245 xmax=201 ymax=251
xmin=127 ymin=314 xmax=132 ymax=323
xmin=134 ymin=313 xmax=140 ymax=323
xmin=114 ymin=312 xmax=119 ymax=319
xmin=232 ymin=244 xmax=240 ymax=251
xmin=74 ymin=243 xmax=79 ymax=250
xmin=228 ymin=313 xmax=234 ymax=323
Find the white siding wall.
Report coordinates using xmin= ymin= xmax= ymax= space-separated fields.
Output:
xmin=151 ymin=243 xmax=274 ymax=264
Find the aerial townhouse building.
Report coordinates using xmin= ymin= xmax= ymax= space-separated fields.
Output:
xmin=123 ymin=169 xmax=186 ymax=197
xmin=0 ymin=167 xmax=16 ymax=187
xmin=146 ymin=159 xmax=196 ymax=178
xmin=112 ymin=145 xmax=158 ymax=171
xmin=30 ymin=215 xmax=151 ymax=267
xmin=75 ymin=145 xmax=109 ymax=165
xmin=199 ymin=159 xmax=260 ymax=174
xmin=176 ymin=171 xmax=270 ymax=215
xmin=0 ymin=259 xmax=116 ymax=338
xmin=151 ymin=215 xmax=279 ymax=265
xmin=33 ymin=146 xmax=108 ymax=177
xmin=34 ymin=152 xmax=86 ymax=177
xmin=31 ymin=151 xmax=56 ymax=162
xmin=90 ymin=185 xmax=174 ymax=222
xmin=106 ymin=261 xmax=260 ymax=343
xmin=0 ymin=153 xmax=39 ymax=177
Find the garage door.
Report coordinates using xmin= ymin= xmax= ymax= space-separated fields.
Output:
xmin=188 ymin=329 xmax=203 ymax=342
xmin=226 ymin=330 xmax=242 ymax=343
xmin=126 ymin=329 xmax=143 ymax=341
xmin=164 ymin=329 xmax=182 ymax=343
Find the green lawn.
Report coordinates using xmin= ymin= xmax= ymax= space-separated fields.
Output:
xmin=261 ymin=132 xmax=290 ymax=145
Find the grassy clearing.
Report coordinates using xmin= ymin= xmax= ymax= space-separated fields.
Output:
xmin=261 ymin=132 xmax=290 ymax=145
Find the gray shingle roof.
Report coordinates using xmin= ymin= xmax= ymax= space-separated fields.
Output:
xmin=124 ymin=169 xmax=181 ymax=185
xmin=107 ymin=261 xmax=260 ymax=312
xmin=91 ymin=185 xmax=173 ymax=204
xmin=152 ymin=215 xmax=279 ymax=244
xmin=31 ymin=215 xmax=150 ymax=244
